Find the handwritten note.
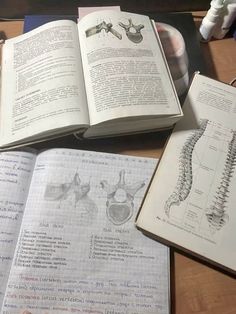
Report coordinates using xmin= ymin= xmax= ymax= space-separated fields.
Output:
xmin=0 ymin=151 xmax=36 ymax=306
xmin=2 ymin=149 xmax=169 ymax=314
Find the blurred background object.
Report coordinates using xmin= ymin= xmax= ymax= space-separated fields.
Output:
xmin=199 ymin=0 xmax=236 ymax=41
xmin=0 ymin=0 xmax=211 ymax=19
xmin=156 ymin=22 xmax=189 ymax=96
xmin=213 ymin=0 xmax=236 ymax=39
xmin=199 ymin=0 xmax=225 ymax=41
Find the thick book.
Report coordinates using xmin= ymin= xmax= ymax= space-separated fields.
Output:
xmin=0 ymin=148 xmax=170 ymax=313
xmin=0 ymin=10 xmax=182 ymax=150
xmin=136 ymin=73 xmax=236 ymax=274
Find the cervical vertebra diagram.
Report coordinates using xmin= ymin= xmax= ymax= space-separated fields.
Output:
xmin=206 ymin=130 xmax=236 ymax=231
xmin=165 ymin=119 xmax=208 ymax=217
xmin=119 ymin=19 xmax=144 ymax=43
xmin=100 ymin=170 xmax=145 ymax=225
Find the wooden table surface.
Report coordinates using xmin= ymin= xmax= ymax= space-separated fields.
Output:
xmin=0 ymin=12 xmax=236 ymax=314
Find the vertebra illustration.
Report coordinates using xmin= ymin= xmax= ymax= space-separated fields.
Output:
xmin=165 ymin=119 xmax=208 ymax=216
xmin=44 ymin=172 xmax=90 ymax=206
xmin=44 ymin=172 xmax=97 ymax=225
xmin=101 ymin=170 xmax=145 ymax=225
xmin=119 ymin=19 xmax=144 ymax=43
xmin=86 ymin=21 xmax=122 ymax=39
xmin=206 ymin=130 xmax=236 ymax=231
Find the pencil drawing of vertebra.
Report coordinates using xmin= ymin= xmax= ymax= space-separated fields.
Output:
xmin=44 ymin=172 xmax=89 ymax=205
xmin=206 ymin=130 xmax=236 ymax=231
xmin=44 ymin=172 xmax=97 ymax=225
xmin=85 ymin=21 xmax=122 ymax=39
xmin=119 ymin=19 xmax=144 ymax=43
xmin=101 ymin=170 xmax=145 ymax=225
xmin=165 ymin=119 xmax=208 ymax=217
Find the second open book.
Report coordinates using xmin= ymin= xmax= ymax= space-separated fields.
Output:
xmin=136 ymin=73 xmax=236 ymax=274
xmin=0 ymin=10 xmax=182 ymax=150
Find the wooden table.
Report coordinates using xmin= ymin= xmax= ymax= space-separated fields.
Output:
xmin=0 ymin=13 xmax=236 ymax=314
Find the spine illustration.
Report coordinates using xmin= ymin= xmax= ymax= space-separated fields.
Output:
xmin=165 ymin=119 xmax=208 ymax=216
xmin=206 ymin=130 xmax=236 ymax=231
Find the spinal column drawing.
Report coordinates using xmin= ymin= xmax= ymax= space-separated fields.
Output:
xmin=85 ymin=21 xmax=122 ymax=39
xmin=165 ymin=119 xmax=209 ymax=217
xmin=206 ymin=130 xmax=236 ymax=231
xmin=119 ymin=19 xmax=144 ymax=43
xmin=44 ymin=172 xmax=97 ymax=225
xmin=100 ymin=170 xmax=145 ymax=225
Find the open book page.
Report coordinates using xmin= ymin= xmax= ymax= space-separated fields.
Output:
xmin=0 ymin=20 xmax=89 ymax=148
xmin=136 ymin=74 xmax=236 ymax=272
xmin=2 ymin=148 xmax=170 ymax=314
xmin=78 ymin=10 xmax=181 ymax=126
xmin=182 ymin=74 xmax=236 ymax=129
xmin=0 ymin=150 xmax=36 ymax=307
xmin=78 ymin=6 xmax=120 ymax=19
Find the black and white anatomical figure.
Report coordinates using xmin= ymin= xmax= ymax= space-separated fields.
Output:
xmin=101 ymin=170 xmax=145 ymax=225
xmin=206 ymin=130 xmax=236 ymax=231
xmin=44 ymin=172 xmax=90 ymax=207
xmin=85 ymin=21 xmax=122 ymax=39
xmin=165 ymin=119 xmax=208 ymax=217
xmin=119 ymin=18 xmax=144 ymax=43
xmin=44 ymin=172 xmax=97 ymax=225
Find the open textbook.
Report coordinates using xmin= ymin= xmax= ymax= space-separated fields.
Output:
xmin=136 ymin=73 xmax=236 ymax=274
xmin=0 ymin=10 xmax=182 ymax=150
xmin=0 ymin=148 xmax=170 ymax=313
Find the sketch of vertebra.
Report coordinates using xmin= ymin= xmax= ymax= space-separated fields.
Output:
xmin=165 ymin=119 xmax=209 ymax=216
xmin=101 ymin=170 xmax=145 ymax=225
xmin=119 ymin=19 xmax=144 ymax=43
xmin=44 ymin=172 xmax=89 ymax=204
xmin=206 ymin=130 xmax=236 ymax=231
xmin=85 ymin=21 xmax=122 ymax=39
xmin=44 ymin=172 xmax=97 ymax=225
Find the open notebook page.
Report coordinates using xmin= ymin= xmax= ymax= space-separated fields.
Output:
xmin=2 ymin=148 xmax=170 ymax=314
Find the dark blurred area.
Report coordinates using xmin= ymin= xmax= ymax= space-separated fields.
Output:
xmin=0 ymin=0 xmax=210 ymax=19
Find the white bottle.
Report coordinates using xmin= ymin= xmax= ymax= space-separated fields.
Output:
xmin=199 ymin=0 xmax=225 ymax=41
xmin=213 ymin=0 xmax=236 ymax=39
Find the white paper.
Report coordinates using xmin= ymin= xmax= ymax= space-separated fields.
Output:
xmin=0 ymin=20 xmax=89 ymax=147
xmin=0 ymin=150 xmax=36 ymax=306
xmin=2 ymin=148 xmax=170 ymax=314
xmin=78 ymin=6 xmax=120 ymax=19
xmin=78 ymin=10 xmax=181 ymax=125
